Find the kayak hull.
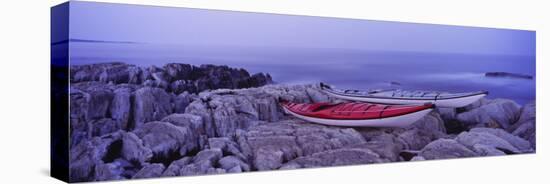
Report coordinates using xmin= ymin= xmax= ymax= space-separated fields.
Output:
xmin=283 ymin=105 xmax=433 ymax=127
xmin=320 ymin=83 xmax=488 ymax=108
xmin=323 ymin=90 xmax=487 ymax=108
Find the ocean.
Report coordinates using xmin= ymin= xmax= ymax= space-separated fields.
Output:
xmin=69 ymin=42 xmax=536 ymax=105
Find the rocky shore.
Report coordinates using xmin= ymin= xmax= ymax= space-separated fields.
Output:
xmin=68 ymin=63 xmax=535 ymax=182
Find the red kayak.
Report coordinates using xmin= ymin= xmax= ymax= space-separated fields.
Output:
xmin=280 ymin=101 xmax=434 ymax=127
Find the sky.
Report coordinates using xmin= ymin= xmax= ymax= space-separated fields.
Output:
xmin=69 ymin=1 xmax=535 ymax=56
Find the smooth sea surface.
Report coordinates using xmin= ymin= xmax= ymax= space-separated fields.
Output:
xmin=69 ymin=42 xmax=536 ymax=105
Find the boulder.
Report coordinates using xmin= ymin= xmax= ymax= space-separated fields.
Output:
xmin=456 ymin=131 xmax=519 ymax=154
xmin=419 ymin=139 xmax=477 ymax=160
xmin=469 ymin=128 xmax=532 ymax=153
xmin=509 ymin=101 xmax=536 ymax=149
xmin=457 ymin=99 xmax=521 ymax=129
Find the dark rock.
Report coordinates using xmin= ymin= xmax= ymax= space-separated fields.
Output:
xmin=163 ymin=63 xmax=193 ymax=81
xmin=485 ymin=72 xmax=533 ymax=80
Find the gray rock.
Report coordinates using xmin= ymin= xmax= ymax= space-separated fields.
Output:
xmin=437 ymin=107 xmax=457 ymax=121
xmin=86 ymin=88 xmax=114 ymax=121
xmin=410 ymin=156 xmax=426 ymax=161
xmin=69 ymin=132 xmax=122 ymax=182
xmin=469 ymin=128 xmax=532 ymax=152
xmin=120 ymin=132 xmax=152 ymax=163
xmin=219 ymin=156 xmax=250 ymax=172
xmin=161 ymin=157 xmax=192 ymax=177
xmin=173 ymin=92 xmax=195 ymax=113
xmin=456 ymin=131 xmax=519 ymax=153
xmin=254 ymin=147 xmax=284 ymax=170
xmin=133 ymin=87 xmax=172 ymax=128
xmin=282 ymin=148 xmax=384 ymax=169
xmin=132 ymin=121 xmax=195 ymax=159
xmin=163 ymin=63 xmax=193 ymax=81
xmin=509 ymin=101 xmax=536 ymax=149
xmin=132 ymin=163 xmax=165 ymax=179
xmin=419 ymin=139 xmax=477 ymax=159
xmin=194 ymin=149 xmax=223 ymax=164
xmin=161 ymin=113 xmax=205 ymax=149
xmin=208 ymin=137 xmax=246 ymax=160
xmin=237 ymin=120 xmax=366 ymax=170
xmin=398 ymin=129 xmax=434 ymax=151
xmin=472 ymin=144 xmax=506 ymax=156
xmin=91 ymin=118 xmax=120 ymax=137
xmin=110 ymin=88 xmax=132 ymax=130
xmin=353 ymin=133 xmax=404 ymax=162
xmin=170 ymin=80 xmax=197 ymax=94
xmin=94 ymin=163 xmax=124 ymax=181
xmin=457 ymin=99 xmax=521 ymax=129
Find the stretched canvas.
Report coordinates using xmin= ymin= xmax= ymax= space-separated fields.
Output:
xmin=51 ymin=1 xmax=536 ymax=183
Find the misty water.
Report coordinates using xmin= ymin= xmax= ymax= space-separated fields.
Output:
xmin=69 ymin=42 xmax=536 ymax=105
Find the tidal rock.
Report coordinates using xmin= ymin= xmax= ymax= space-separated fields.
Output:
xmin=282 ymin=148 xmax=384 ymax=169
xmin=457 ymin=99 xmax=521 ymax=129
xmin=133 ymin=87 xmax=172 ymax=128
xmin=419 ymin=139 xmax=477 ymax=159
xmin=132 ymin=163 xmax=165 ymax=179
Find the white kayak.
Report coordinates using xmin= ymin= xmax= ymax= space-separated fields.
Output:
xmin=320 ymin=83 xmax=488 ymax=108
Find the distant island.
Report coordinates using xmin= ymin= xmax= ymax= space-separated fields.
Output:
xmin=485 ymin=72 xmax=533 ymax=80
xmin=51 ymin=38 xmax=141 ymax=45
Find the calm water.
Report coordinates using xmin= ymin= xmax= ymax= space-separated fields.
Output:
xmin=69 ymin=42 xmax=536 ymax=105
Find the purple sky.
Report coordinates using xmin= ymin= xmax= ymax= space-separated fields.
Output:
xmin=69 ymin=1 xmax=535 ymax=56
